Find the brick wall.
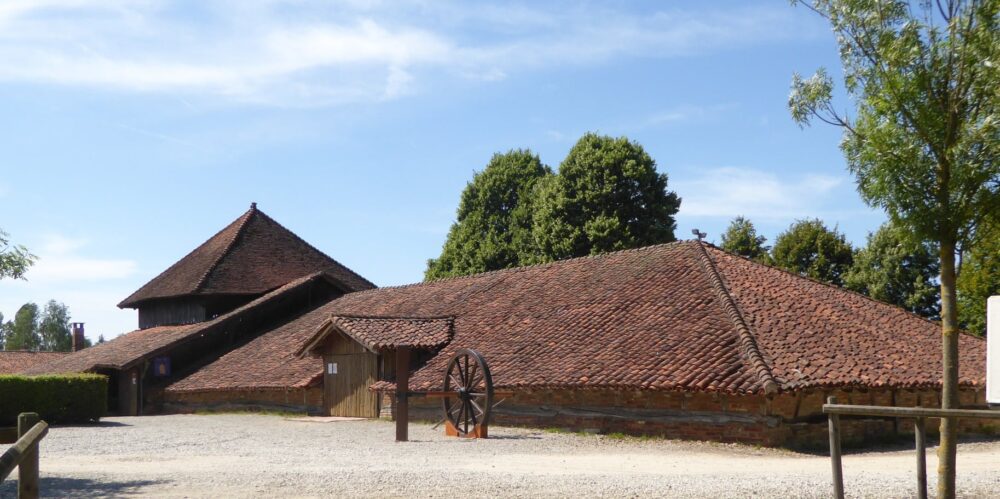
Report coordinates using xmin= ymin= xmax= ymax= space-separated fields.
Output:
xmin=162 ymin=388 xmax=323 ymax=414
xmin=382 ymin=387 xmax=992 ymax=448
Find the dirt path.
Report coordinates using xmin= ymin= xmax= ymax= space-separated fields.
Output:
xmin=3 ymin=414 xmax=998 ymax=498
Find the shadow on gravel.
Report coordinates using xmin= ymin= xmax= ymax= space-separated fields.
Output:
xmin=53 ymin=420 xmax=132 ymax=429
xmin=0 ymin=477 xmax=164 ymax=497
xmin=790 ymin=432 xmax=1000 ymax=456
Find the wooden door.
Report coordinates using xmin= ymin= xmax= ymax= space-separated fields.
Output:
xmin=324 ymin=352 xmax=379 ymax=417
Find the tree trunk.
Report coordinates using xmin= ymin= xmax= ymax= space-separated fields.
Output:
xmin=937 ymin=240 xmax=959 ymax=499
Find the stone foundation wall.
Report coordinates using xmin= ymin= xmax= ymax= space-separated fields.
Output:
xmin=382 ymin=387 xmax=993 ymax=448
xmin=162 ymin=388 xmax=323 ymax=415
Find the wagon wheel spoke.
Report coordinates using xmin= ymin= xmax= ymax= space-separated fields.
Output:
xmin=467 ymin=362 xmax=478 ymax=389
xmin=468 ymin=400 xmax=478 ymax=426
xmin=470 ymin=398 xmax=484 ymax=417
xmin=448 ymin=373 xmax=464 ymax=390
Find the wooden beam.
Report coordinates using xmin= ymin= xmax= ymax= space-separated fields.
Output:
xmin=18 ymin=412 xmax=40 ymax=499
xmin=823 ymin=404 xmax=1000 ymax=419
xmin=0 ymin=415 xmax=47 ymax=486
xmin=827 ymin=397 xmax=845 ymax=499
xmin=395 ymin=346 xmax=410 ymax=442
xmin=915 ymin=417 xmax=927 ymax=499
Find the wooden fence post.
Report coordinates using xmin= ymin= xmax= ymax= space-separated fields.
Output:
xmin=827 ymin=397 xmax=844 ymax=499
xmin=915 ymin=417 xmax=927 ymax=499
xmin=17 ymin=412 xmax=40 ymax=499
xmin=395 ymin=346 xmax=410 ymax=442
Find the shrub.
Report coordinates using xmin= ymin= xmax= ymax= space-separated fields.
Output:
xmin=0 ymin=374 xmax=107 ymax=425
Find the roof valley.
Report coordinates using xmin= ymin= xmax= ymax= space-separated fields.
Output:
xmin=692 ymin=242 xmax=779 ymax=395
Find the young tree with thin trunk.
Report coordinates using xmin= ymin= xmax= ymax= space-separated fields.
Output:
xmin=789 ymin=1 xmax=999 ymax=496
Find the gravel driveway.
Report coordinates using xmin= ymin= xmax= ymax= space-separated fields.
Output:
xmin=2 ymin=414 xmax=998 ymax=498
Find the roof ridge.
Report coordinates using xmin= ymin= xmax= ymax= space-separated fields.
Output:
xmin=332 ymin=314 xmax=454 ymax=321
xmin=701 ymin=244 xmax=979 ymax=338
xmin=345 ymin=240 xmax=692 ymax=296
xmin=192 ymin=205 xmax=257 ymax=293
xmin=692 ymin=241 xmax=779 ymax=395
xmin=253 ymin=209 xmax=377 ymax=290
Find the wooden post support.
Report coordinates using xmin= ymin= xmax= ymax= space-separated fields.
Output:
xmin=915 ymin=417 xmax=927 ymax=499
xmin=18 ymin=412 xmax=40 ymax=499
xmin=827 ymin=397 xmax=844 ymax=499
xmin=395 ymin=346 xmax=410 ymax=442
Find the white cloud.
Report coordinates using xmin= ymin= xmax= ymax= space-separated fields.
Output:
xmin=0 ymin=1 xmax=814 ymax=106
xmin=674 ymin=167 xmax=848 ymax=220
xmin=18 ymin=234 xmax=137 ymax=283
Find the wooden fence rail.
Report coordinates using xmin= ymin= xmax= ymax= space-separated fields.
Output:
xmin=823 ymin=397 xmax=1000 ymax=499
xmin=0 ymin=413 xmax=49 ymax=499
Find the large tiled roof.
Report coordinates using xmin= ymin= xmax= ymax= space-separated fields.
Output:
xmin=118 ymin=204 xmax=373 ymax=308
xmin=165 ymin=304 xmax=333 ymax=392
xmin=171 ymin=241 xmax=987 ymax=396
xmin=23 ymin=273 xmax=340 ymax=375
xmin=0 ymin=351 xmax=70 ymax=374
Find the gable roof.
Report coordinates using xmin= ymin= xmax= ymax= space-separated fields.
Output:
xmin=0 ymin=351 xmax=70 ymax=374
xmin=23 ymin=272 xmax=342 ymax=375
xmin=118 ymin=204 xmax=374 ymax=308
xmin=299 ymin=316 xmax=454 ymax=354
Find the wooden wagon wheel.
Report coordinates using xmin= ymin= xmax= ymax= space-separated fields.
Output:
xmin=442 ymin=348 xmax=494 ymax=436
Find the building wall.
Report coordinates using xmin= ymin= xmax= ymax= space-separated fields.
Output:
xmin=383 ymin=387 xmax=994 ymax=448
xmin=162 ymin=388 xmax=323 ymax=414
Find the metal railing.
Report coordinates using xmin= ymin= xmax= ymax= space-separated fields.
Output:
xmin=824 ymin=396 xmax=1000 ymax=499
xmin=0 ymin=413 xmax=49 ymax=499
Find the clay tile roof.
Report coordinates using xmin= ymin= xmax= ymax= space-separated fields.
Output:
xmin=118 ymin=204 xmax=374 ymax=308
xmin=0 ymin=351 xmax=70 ymax=374
xmin=176 ymin=241 xmax=986 ymax=396
xmin=306 ymin=316 xmax=454 ymax=354
xmin=23 ymin=273 xmax=340 ymax=375
xmin=307 ymin=241 xmax=985 ymax=394
xmin=165 ymin=303 xmax=335 ymax=392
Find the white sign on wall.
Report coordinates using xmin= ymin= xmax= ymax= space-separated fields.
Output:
xmin=988 ymin=296 xmax=999 ymax=405
xmin=327 ymin=362 xmax=338 ymax=375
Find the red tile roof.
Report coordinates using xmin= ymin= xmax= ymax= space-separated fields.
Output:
xmin=170 ymin=241 xmax=987 ymax=395
xmin=0 ymin=351 xmax=69 ymax=374
xmin=23 ymin=273 xmax=342 ymax=375
xmin=165 ymin=304 xmax=334 ymax=392
xmin=299 ymin=316 xmax=454 ymax=354
xmin=118 ymin=204 xmax=373 ymax=308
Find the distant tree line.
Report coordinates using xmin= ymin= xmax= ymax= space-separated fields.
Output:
xmin=719 ymin=216 xmax=998 ymax=334
xmin=0 ymin=300 xmax=103 ymax=351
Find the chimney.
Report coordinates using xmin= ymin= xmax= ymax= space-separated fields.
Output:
xmin=71 ymin=323 xmax=86 ymax=352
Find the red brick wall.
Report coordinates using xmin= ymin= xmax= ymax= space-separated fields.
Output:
xmin=162 ymin=388 xmax=322 ymax=414
xmin=384 ymin=387 xmax=992 ymax=447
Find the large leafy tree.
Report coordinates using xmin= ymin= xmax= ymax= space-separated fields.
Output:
xmin=719 ymin=216 xmax=771 ymax=263
xmin=844 ymin=222 xmax=940 ymax=318
xmin=789 ymin=1 xmax=1000 ymax=495
xmin=957 ymin=220 xmax=1000 ymax=335
xmin=771 ymin=219 xmax=854 ymax=285
xmin=39 ymin=300 xmax=73 ymax=352
xmin=0 ymin=229 xmax=35 ymax=280
xmin=532 ymin=133 xmax=680 ymax=261
xmin=0 ymin=312 xmax=5 ymax=350
xmin=6 ymin=303 xmax=41 ymax=351
xmin=426 ymin=150 xmax=552 ymax=280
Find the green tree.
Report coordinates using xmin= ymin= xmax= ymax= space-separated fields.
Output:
xmin=957 ymin=221 xmax=1000 ymax=335
xmin=97 ymin=334 xmax=106 ymax=344
xmin=532 ymin=133 xmax=680 ymax=261
xmin=0 ymin=312 xmax=5 ymax=350
xmin=425 ymin=150 xmax=552 ymax=279
xmin=845 ymin=222 xmax=940 ymax=319
xmin=789 ymin=1 xmax=1000 ymax=494
xmin=771 ymin=219 xmax=854 ymax=286
xmin=39 ymin=300 xmax=72 ymax=351
xmin=0 ymin=229 xmax=35 ymax=280
xmin=719 ymin=216 xmax=771 ymax=263
xmin=6 ymin=303 xmax=41 ymax=351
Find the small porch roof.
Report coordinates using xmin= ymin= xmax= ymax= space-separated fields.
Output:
xmin=297 ymin=315 xmax=454 ymax=356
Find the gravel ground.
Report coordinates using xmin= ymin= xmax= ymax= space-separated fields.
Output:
xmin=2 ymin=414 xmax=999 ymax=498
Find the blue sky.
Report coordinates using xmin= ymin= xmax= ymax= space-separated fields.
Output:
xmin=0 ymin=0 xmax=884 ymax=341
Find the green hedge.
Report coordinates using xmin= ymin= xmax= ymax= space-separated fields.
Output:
xmin=0 ymin=374 xmax=107 ymax=425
